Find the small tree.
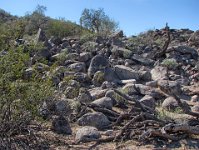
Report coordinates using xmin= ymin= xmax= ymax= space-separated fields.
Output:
xmin=24 ymin=5 xmax=48 ymax=34
xmin=80 ymin=8 xmax=118 ymax=35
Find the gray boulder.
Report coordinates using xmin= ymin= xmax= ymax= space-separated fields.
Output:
xmin=88 ymin=55 xmax=109 ymax=78
xmin=77 ymin=112 xmax=111 ymax=129
xmin=51 ymin=116 xmax=72 ymax=135
xmin=91 ymin=97 xmax=113 ymax=109
xmin=174 ymin=45 xmax=198 ymax=59
xmin=75 ymin=126 xmax=101 ymax=143
xmin=114 ymin=65 xmax=139 ymax=80
xmin=131 ymin=54 xmax=155 ymax=66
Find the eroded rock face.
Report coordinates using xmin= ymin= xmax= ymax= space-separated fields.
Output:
xmin=75 ymin=126 xmax=101 ymax=143
xmin=77 ymin=112 xmax=111 ymax=129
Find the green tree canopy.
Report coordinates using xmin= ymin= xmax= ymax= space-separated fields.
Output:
xmin=80 ymin=8 xmax=118 ymax=35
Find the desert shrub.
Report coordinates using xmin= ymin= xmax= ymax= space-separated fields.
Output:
xmin=0 ymin=46 xmax=53 ymax=139
xmin=161 ymin=58 xmax=179 ymax=69
xmin=79 ymin=32 xmax=96 ymax=44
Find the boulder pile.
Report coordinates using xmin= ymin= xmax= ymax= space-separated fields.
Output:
xmin=20 ymin=27 xmax=199 ymax=148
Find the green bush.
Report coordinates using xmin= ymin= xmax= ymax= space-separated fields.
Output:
xmin=0 ymin=46 xmax=53 ymax=137
xmin=161 ymin=58 xmax=179 ymax=69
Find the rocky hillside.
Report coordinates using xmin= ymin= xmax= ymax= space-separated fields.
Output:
xmin=0 ymin=9 xmax=199 ymax=149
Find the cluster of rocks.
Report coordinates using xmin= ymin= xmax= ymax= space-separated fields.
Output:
xmin=20 ymin=28 xmax=199 ymax=144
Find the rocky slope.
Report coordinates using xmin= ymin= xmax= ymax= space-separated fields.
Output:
xmin=2 ymin=27 xmax=199 ymax=149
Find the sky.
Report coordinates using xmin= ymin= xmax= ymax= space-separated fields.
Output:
xmin=0 ymin=0 xmax=198 ymax=36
